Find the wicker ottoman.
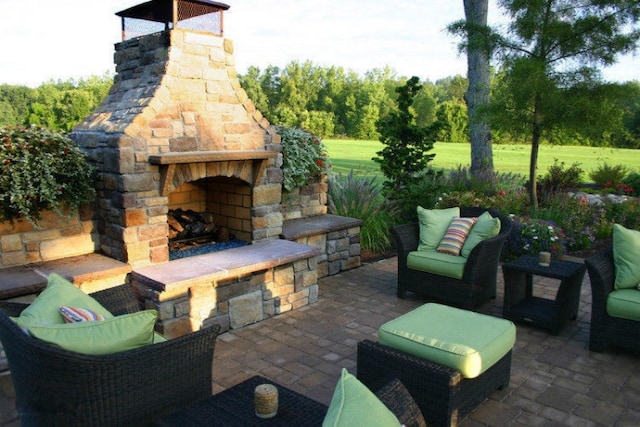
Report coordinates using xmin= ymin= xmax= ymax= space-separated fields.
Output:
xmin=357 ymin=303 xmax=515 ymax=426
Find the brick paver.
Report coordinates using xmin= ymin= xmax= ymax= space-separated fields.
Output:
xmin=2 ymin=256 xmax=639 ymax=426
xmin=212 ymin=256 xmax=640 ymax=426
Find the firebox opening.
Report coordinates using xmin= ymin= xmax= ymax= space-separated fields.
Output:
xmin=167 ymin=176 xmax=251 ymax=260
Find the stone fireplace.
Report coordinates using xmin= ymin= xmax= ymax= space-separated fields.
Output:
xmin=71 ymin=0 xmax=283 ymax=268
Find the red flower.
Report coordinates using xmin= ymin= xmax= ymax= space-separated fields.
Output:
xmin=316 ymin=159 xmax=324 ymax=167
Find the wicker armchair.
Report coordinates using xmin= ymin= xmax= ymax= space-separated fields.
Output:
xmin=393 ymin=207 xmax=512 ymax=309
xmin=0 ymin=284 xmax=221 ymax=427
xmin=585 ymin=247 xmax=640 ymax=352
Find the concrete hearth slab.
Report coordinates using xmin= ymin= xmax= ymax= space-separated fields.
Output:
xmin=0 ymin=253 xmax=131 ymax=300
xmin=281 ymin=214 xmax=363 ymax=240
xmin=132 ymin=240 xmax=321 ymax=293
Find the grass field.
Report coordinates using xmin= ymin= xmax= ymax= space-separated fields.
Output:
xmin=324 ymin=139 xmax=640 ymax=181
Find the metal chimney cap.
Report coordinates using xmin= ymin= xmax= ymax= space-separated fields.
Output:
xmin=116 ymin=0 xmax=230 ymax=22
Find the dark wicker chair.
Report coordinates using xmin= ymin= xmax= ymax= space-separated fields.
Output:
xmin=585 ymin=247 xmax=640 ymax=353
xmin=393 ymin=207 xmax=512 ymax=309
xmin=357 ymin=339 xmax=512 ymax=427
xmin=0 ymin=284 xmax=221 ymax=427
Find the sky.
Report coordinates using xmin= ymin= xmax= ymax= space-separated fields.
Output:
xmin=0 ymin=0 xmax=638 ymax=87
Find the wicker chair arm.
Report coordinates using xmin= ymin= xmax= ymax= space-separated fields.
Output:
xmin=392 ymin=223 xmax=420 ymax=271
xmin=585 ymin=247 xmax=615 ymax=320
xmin=462 ymin=214 xmax=512 ymax=279
xmin=0 ymin=302 xmax=29 ymax=318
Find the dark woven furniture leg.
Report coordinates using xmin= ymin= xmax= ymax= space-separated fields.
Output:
xmin=357 ymin=340 xmax=511 ymax=427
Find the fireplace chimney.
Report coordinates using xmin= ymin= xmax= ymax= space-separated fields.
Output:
xmin=71 ymin=0 xmax=283 ymax=268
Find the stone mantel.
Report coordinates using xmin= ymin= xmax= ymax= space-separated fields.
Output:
xmin=149 ymin=150 xmax=279 ymax=196
xmin=148 ymin=150 xmax=278 ymax=165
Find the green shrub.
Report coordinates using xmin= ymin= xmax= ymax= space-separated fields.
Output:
xmin=327 ymin=171 xmax=399 ymax=253
xmin=602 ymin=198 xmax=640 ymax=232
xmin=0 ymin=125 xmax=95 ymax=225
xmin=622 ymin=172 xmax=640 ymax=197
xmin=396 ymin=168 xmax=447 ymax=221
xmin=537 ymin=159 xmax=583 ymax=204
xmin=278 ymin=126 xmax=331 ymax=191
xmin=589 ymin=162 xmax=629 ymax=186
xmin=535 ymin=193 xmax=598 ymax=252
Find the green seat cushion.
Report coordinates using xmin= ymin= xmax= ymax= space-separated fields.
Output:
xmin=28 ymin=310 xmax=158 ymax=355
xmin=378 ymin=303 xmax=516 ymax=379
xmin=12 ymin=273 xmax=114 ymax=330
xmin=406 ymin=250 xmax=467 ymax=279
xmin=612 ymin=224 xmax=640 ymax=290
xmin=322 ymin=368 xmax=400 ymax=427
xmin=417 ymin=206 xmax=460 ymax=252
xmin=460 ymin=211 xmax=501 ymax=258
xmin=607 ymin=289 xmax=640 ymax=321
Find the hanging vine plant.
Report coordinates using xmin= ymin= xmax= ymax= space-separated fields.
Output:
xmin=0 ymin=125 xmax=95 ymax=226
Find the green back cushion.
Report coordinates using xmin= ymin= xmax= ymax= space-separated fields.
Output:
xmin=460 ymin=211 xmax=501 ymax=258
xmin=612 ymin=224 xmax=640 ymax=290
xmin=13 ymin=273 xmax=114 ymax=329
xmin=417 ymin=206 xmax=460 ymax=252
xmin=607 ymin=289 xmax=640 ymax=321
xmin=322 ymin=368 xmax=400 ymax=427
xmin=28 ymin=310 xmax=158 ymax=355
xmin=378 ymin=303 xmax=515 ymax=379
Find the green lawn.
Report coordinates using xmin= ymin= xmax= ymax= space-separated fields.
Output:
xmin=324 ymin=139 xmax=640 ymax=181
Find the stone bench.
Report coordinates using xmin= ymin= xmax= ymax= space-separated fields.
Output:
xmin=281 ymin=214 xmax=363 ymax=278
xmin=131 ymin=239 xmax=321 ymax=338
xmin=0 ymin=253 xmax=132 ymax=302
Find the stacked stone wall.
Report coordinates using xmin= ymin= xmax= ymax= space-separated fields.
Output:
xmin=0 ymin=206 xmax=98 ymax=268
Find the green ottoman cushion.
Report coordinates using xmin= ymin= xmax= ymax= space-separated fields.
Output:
xmin=378 ymin=303 xmax=516 ymax=379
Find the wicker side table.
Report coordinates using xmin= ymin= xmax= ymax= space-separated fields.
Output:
xmin=156 ymin=376 xmax=327 ymax=426
xmin=502 ymin=255 xmax=586 ymax=335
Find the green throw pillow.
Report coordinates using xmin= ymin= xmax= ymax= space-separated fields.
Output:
xmin=417 ymin=206 xmax=460 ymax=252
xmin=612 ymin=224 xmax=640 ymax=290
xmin=322 ymin=368 xmax=400 ymax=427
xmin=13 ymin=273 xmax=114 ymax=330
xmin=28 ymin=310 xmax=158 ymax=355
xmin=460 ymin=211 xmax=501 ymax=258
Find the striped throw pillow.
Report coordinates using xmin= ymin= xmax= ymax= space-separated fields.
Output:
xmin=436 ymin=217 xmax=477 ymax=256
xmin=60 ymin=306 xmax=105 ymax=323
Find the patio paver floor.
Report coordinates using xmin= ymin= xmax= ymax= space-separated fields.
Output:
xmin=212 ymin=256 xmax=640 ymax=426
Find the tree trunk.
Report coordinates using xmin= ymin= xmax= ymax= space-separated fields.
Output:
xmin=529 ymin=98 xmax=543 ymax=210
xmin=463 ymin=0 xmax=493 ymax=175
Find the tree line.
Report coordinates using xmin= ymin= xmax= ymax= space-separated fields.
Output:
xmin=0 ymin=64 xmax=638 ymax=148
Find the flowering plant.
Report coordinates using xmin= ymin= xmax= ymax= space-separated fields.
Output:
xmin=277 ymin=126 xmax=331 ymax=191
xmin=603 ymin=181 xmax=634 ymax=196
xmin=504 ymin=216 xmax=567 ymax=260
xmin=0 ymin=125 xmax=95 ymax=225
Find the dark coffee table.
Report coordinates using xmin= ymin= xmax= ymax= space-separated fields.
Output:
xmin=156 ymin=375 xmax=328 ymax=426
xmin=502 ymin=255 xmax=586 ymax=335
